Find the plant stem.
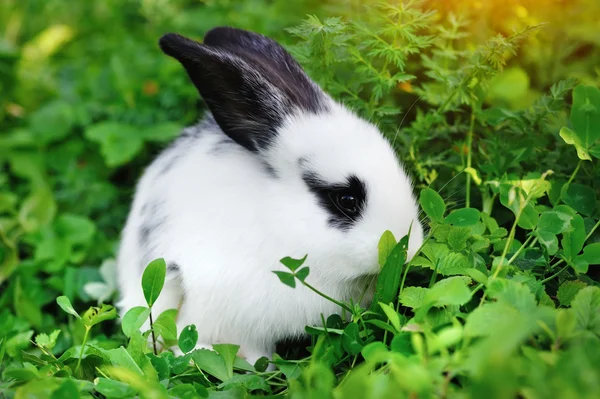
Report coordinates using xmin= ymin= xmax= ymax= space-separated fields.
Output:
xmin=465 ymin=109 xmax=475 ymax=208
xmin=302 ymin=281 xmax=353 ymax=313
xmin=540 ymin=263 xmax=569 ymax=284
xmin=507 ymin=234 xmax=534 ymax=265
xmin=149 ymin=310 xmax=158 ymax=355
xmin=75 ymin=326 xmax=91 ymax=374
xmin=566 ymin=160 xmax=583 ymax=186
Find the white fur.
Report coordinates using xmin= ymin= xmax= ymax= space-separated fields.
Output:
xmin=116 ymin=99 xmax=423 ymax=364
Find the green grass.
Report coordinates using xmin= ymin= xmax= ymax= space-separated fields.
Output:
xmin=1 ymin=0 xmax=600 ymax=398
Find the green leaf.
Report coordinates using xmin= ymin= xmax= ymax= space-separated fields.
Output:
xmin=378 ymin=302 xmax=401 ymax=332
xmin=371 ymin=236 xmax=408 ymax=311
xmin=30 ymin=100 xmax=75 ymax=145
xmin=295 ymin=267 xmax=310 ymax=282
xmin=213 ymin=344 xmax=239 ymax=380
xmin=444 ymin=208 xmax=481 ymax=226
xmin=280 ymin=254 xmax=307 ymax=272
xmin=537 ymin=231 xmax=559 ymax=255
xmin=569 ymin=85 xmax=600 ymax=150
xmin=122 ymin=306 xmax=151 ymax=338
xmin=147 ymin=353 xmax=170 ymax=381
xmin=50 ymin=379 xmax=80 ymax=399
xmin=390 ymin=332 xmax=414 ymax=355
xmin=425 ymin=276 xmax=472 ymax=307
xmin=85 ymin=122 xmax=144 ymax=167
xmin=560 ymin=126 xmax=591 ymax=160
xmin=378 ymin=230 xmax=397 ymax=266
xmin=179 ymin=325 xmax=198 ymax=353
xmin=141 ymin=122 xmax=183 ymax=142
xmin=557 ymin=281 xmax=588 ymax=307
xmin=154 ymin=309 xmax=178 ymax=341
xmin=399 ymin=287 xmax=428 ymax=309
xmin=420 ymin=188 xmax=446 ymax=222
xmin=538 ymin=209 xmax=574 ymax=234
xmin=561 ymin=183 xmax=597 ymax=216
xmin=582 ymin=243 xmax=600 ymax=265
xmin=57 ymin=295 xmax=81 ymax=319
xmin=273 ymin=271 xmax=296 ymax=288
xmin=35 ymin=329 xmax=61 ymax=350
xmin=142 ymin=258 xmax=166 ymax=307
xmin=517 ymin=203 xmax=539 ymax=230
xmin=571 ymin=286 xmax=600 ymax=336
xmin=191 ymin=349 xmax=230 ymax=382
xmin=94 ymin=378 xmax=137 ymax=398
xmin=83 ymin=304 xmax=118 ymax=327
xmin=447 ymin=227 xmax=472 ymax=252
xmin=562 ymin=214 xmax=586 ymax=260
xmin=341 ymin=322 xmax=363 ymax=355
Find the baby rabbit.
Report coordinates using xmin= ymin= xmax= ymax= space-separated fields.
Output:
xmin=116 ymin=27 xmax=423 ymax=364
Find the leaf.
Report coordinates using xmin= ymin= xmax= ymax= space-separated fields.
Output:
xmin=378 ymin=302 xmax=401 ymax=332
xmin=561 ymin=183 xmax=597 ymax=216
xmin=557 ymin=281 xmax=588 ymax=307
xmin=191 ymin=349 xmax=230 ymax=382
xmin=390 ymin=332 xmax=414 ymax=355
xmin=420 ymin=188 xmax=446 ymax=222
xmin=29 ymin=100 xmax=75 ymax=145
xmin=570 ymin=286 xmax=600 ymax=336
xmin=154 ymin=309 xmax=178 ymax=341
xmin=559 ymin=126 xmax=591 ymax=160
xmin=57 ymin=295 xmax=81 ymax=319
xmin=35 ymin=329 xmax=61 ymax=350
xmin=94 ymin=378 xmax=137 ymax=398
xmin=569 ymin=85 xmax=600 ymax=150
xmin=517 ymin=203 xmax=539 ymax=230
xmin=447 ymin=227 xmax=472 ymax=252
xmin=142 ymin=258 xmax=166 ymax=307
xmin=538 ymin=209 xmax=573 ymax=234
xmin=399 ymin=287 xmax=428 ymax=309
xmin=279 ymin=254 xmax=307 ymax=272
xmin=179 ymin=325 xmax=199 ymax=353
xmin=83 ymin=304 xmax=118 ymax=327
xmin=342 ymin=322 xmax=363 ymax=355
xmin=142 ymin=122 xmax=182 ymax=142
xmin=213 ymin=344 xmax=239 ymax=380
xmin=295 ymin=267 xmax=310 ymax=282
xmin=425 ymin=277 xmax=472 ymax=307
xmin=582 ymin=243 xmax=600 ymax=265
xmin=537 ymin=231 xmax=559 ymax=255
xmin=50 ymin=379 xmax=80 ymax=399
xmin=147 ymin=353 xmax=170 ymax=381
xmin=85 ymin=122 xmax=144 ymax=167
xmin=371 ymin=235 xmax=408 ymax=311
xmin=122 ymin=306 xmax=151 ymax=338
xmin=273 ymin=271 xmax=296 ymax=288
xmin=444 ymin=208 xmax=481 ymax=226
xmin=562 ymin=214 xmax=586 ymax=260
xmin=378 ymin=230 xmax=397 ymax=266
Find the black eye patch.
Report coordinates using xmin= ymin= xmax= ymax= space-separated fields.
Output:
xmin=302 ymin=172 xmax=367 ymax=231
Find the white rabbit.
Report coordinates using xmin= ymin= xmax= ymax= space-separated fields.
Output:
xmin=116 ymin=27 xmax=423 ymax=365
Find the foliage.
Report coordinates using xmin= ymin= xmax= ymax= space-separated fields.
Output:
xmin=1 ymin=0 xmax=600 ymax=398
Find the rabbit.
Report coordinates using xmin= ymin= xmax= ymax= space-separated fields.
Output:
xmin=116 ymin=26 xmax=424 ymax=365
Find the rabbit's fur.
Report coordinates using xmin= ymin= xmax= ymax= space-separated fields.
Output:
xmin=116 ymin=27 xmax=423 ymax=364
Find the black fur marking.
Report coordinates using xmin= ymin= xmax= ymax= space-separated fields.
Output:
xmin=138 ymin=202 xmax=167 ymax=269
xmin=167 ymin=262 xmax=180 ymax=273
xmin=159 ymin=29 xmax=328 ymax=153
xmin=159 ymin=153 xmax=180 ymax=175
xmin=209 ymin=137 xmax=236 ymax=155
xmin=302 ymin=172 xmax=367 ymax=231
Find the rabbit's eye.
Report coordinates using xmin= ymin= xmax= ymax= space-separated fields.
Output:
xmin=336 ymin=194 xmax=358 ymax=214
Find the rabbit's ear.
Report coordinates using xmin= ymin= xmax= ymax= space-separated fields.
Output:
xmin=159 ymin=32 xmax=328 ymax=153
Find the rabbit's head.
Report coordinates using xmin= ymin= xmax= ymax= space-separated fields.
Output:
xmin=160 ymin=27 xmax=423 ymax=279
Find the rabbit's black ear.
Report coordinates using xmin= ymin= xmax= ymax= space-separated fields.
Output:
xmin=159 ymin=32 xmax=328 ymax=153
